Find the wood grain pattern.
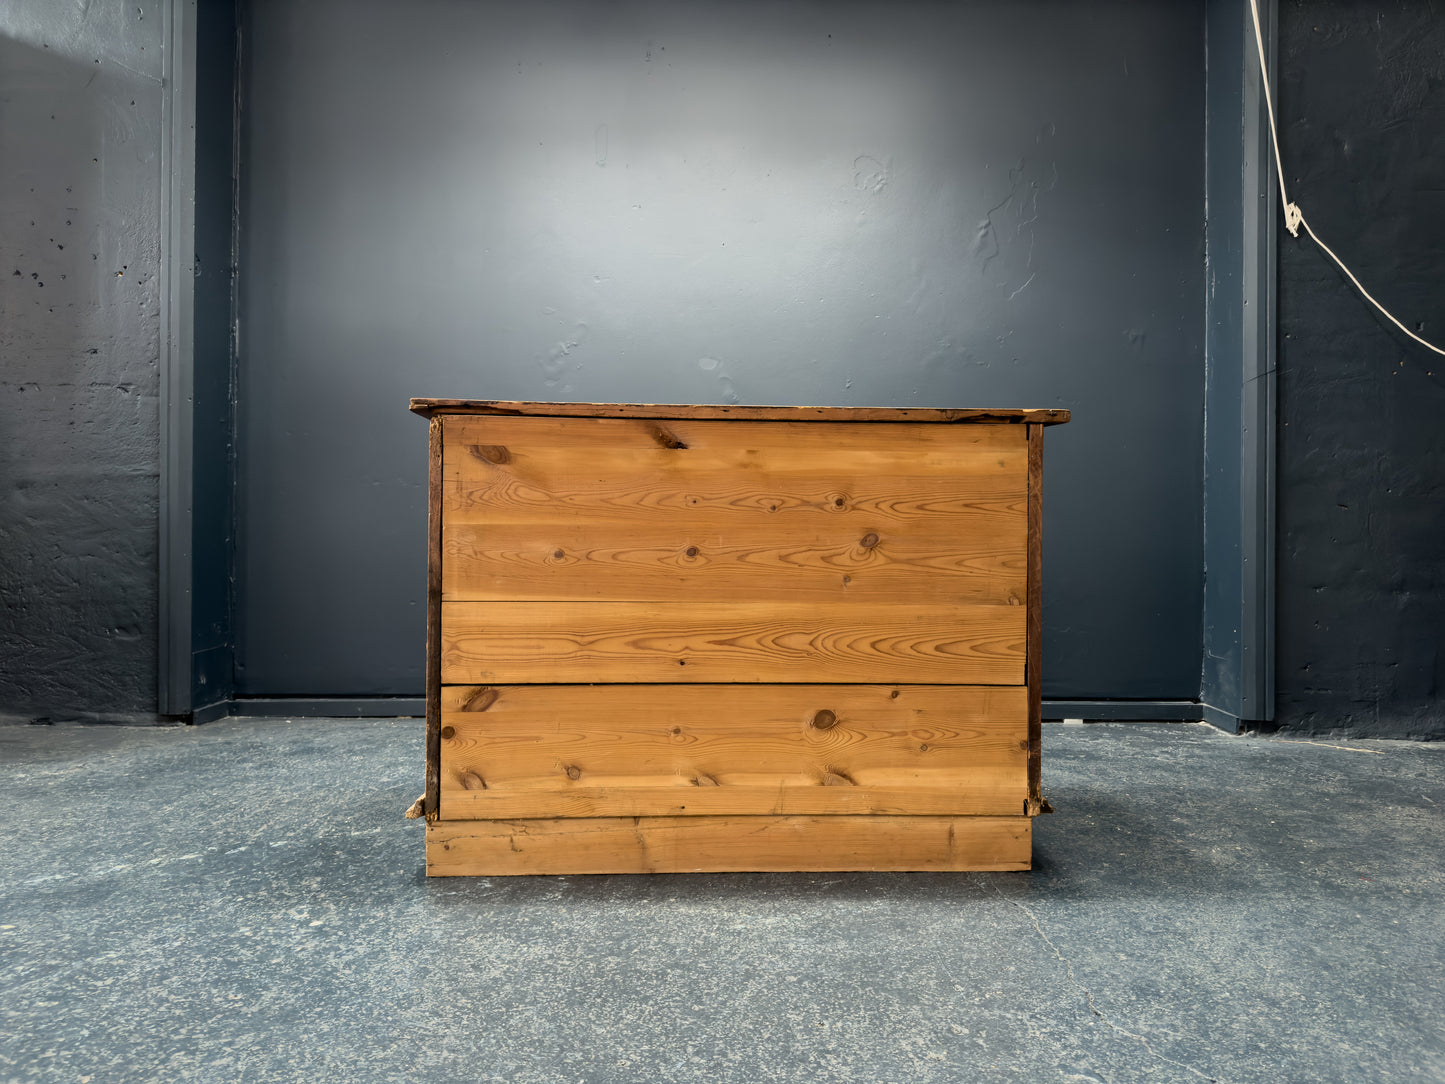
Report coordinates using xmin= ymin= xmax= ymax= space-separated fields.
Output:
xmin=442 ymin=521 xmax=1024 ymax=604
xmin=445 ymin=476 xmax=1024 ymax=530
xmin=426 ymin=814 xmax=1032 ymax=874
xmin=424 ymin=416 xmax=443 ymax=819
xmin=443 ymin=418 xmax=1026 ymax=525
xmin=411 ymin=398 xmax=1071 ymax=425
xmin=440 ymin=601 xmax=1025 ymax=685
xmin=1026 ymin=423 xmax=1044 ymax=813
xmin=442 ymin=415 xmax=1026 ymax=480
xmin=438 ymin=684 xmax=1027 ymax=819
xmin=445 ymin=413 xmax=1027 ymax=453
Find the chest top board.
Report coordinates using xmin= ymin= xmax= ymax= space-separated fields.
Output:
xmin=409 ymin=399 xmax=1069 ymax=875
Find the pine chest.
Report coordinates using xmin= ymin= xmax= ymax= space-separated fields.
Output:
xmin=409 ymin=399 xmax=1069 ymax=875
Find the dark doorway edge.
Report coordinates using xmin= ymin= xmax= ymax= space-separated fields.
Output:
xmin=1201 ymin=0 xmax=1278 ymax=733
xmin=159 ymin=0 xmax=240 ymax=717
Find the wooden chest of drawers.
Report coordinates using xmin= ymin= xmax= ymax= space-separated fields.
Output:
xmin=409 ymin=399 xmax=1068 ymax=875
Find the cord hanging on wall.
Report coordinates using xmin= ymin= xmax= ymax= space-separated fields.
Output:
xmin=1248 ymin=0 xmax=1445 ymax=358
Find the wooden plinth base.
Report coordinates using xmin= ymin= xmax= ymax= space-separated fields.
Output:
xmin=426 ymin=814 xmax=1031 ymax=875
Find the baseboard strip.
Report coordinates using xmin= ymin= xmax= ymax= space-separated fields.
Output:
xmin=1042 ymin=700 xmax=1204 ymax=722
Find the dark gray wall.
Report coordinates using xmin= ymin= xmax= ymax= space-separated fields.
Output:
xmin=0 ymin=3 xmax=165 ymax=722
xmin=1275 ymin=3 xmax=1445 ymax=739
xmin=237 ymin=0 xmax=1208 ymax=699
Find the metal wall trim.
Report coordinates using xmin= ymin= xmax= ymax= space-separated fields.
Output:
xmin=1240 ymin=0 xmax=1278 ymax=723
xmin=158 ymin=0 xmax=198 ymax=716
xmin=1201 ymin=0 xmax=1278 ymax=725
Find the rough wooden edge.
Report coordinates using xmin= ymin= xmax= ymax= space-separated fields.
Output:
xmin=1025 ymin=423 xmax=1049 ymax=816
xmin=425 ymin=815 xmax=1032 ymax=875
xmin=409 ymin=399 xmax=1070 ymax=425
xmin=424 ymin=415 xmax=443 ymax=820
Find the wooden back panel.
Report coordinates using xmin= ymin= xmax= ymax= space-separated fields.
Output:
xmin=442 ymin=415 xmax=1026 ymax=604
xmin=439 ymin=415 xmax=1027 ymax=685
xmin=438 ymin=684 xmax=1028 ymax=819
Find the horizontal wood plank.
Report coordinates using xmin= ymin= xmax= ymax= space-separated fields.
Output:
xmin=440 ymin=601 xmax=1025 ymax=685
xmin=439 ymin=684 xmax=1027 ymax=819
xmin=412 ymin=398 xmax=1070 ymax=425
xmin=442 ymin=416 xmax=1026 ymax=486
xmin=444 ymin=413 xmax=1027 ymax=454
xmin=426 ymin=814 xmax=1032 ymax=874
xmin=442 ymin=521 xmax=1024 ymax=603
xmin=444 ymin=477 xmax=1025 ymax=530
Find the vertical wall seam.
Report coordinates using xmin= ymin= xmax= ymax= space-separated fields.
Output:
xmin=226 ymin=3 xmax=245 ymax=698
xmin=1201 ymin=0 xmax=1278 ymax=727
xmin=158 ymin=0 xmax=197 ymax=716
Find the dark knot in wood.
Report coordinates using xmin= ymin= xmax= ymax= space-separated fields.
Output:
xmin=459 ymin=770 xmax=487 ymax=791
xmin=646 ymin=423 xmax=688 ymax=449
xmin=684 ymin=546 xmax=699 ymax=558
xmin=468 ymin=443 xmax=511 ymax=465
xmin=564 ymin=764 xmax=582 ymax=780
xmin=811 ymin=709 xmax=838 ymax=730
xmin=860 ymin=532 xmax=880 ymax=549
xmin=439 ymin=725 xmax=455 ymax=740
xmin=463 ymin=687 xmax=498 ymax=712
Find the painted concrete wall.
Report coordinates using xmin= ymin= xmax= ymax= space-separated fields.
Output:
xmin=9 ymin=1 xmax=1438 ymax=736
xmin=235 ymin=0 xmax=1208 ymax=699
xmin=1275 ymin=4 xmax=1445 ymax=739
xmin=0 ymin=3 xmax=165 ymax=722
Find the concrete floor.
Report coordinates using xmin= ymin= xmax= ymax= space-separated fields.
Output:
xmin=0 ymin=719 xmax=1440 ymax=1083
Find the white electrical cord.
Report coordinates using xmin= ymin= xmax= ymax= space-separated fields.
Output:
xmin=1248 ymin=0 xmax=1445 ymax=358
